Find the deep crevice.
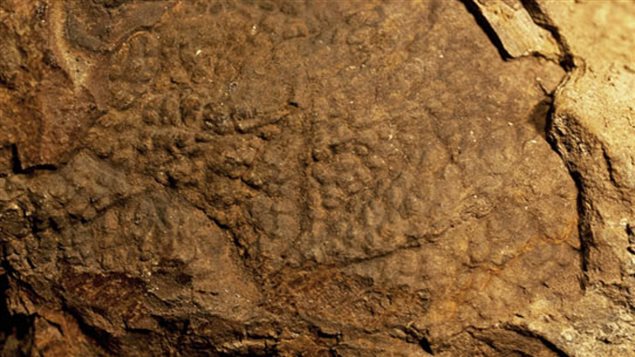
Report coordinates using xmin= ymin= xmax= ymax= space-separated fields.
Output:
xmin=505 ymin=326 xmax=570 ymax=357
xmin=419 ymin=336 xmax=434 ymax=355
xmin=10 ymin=144 xmax=57 ymax=175
xmin=466 ymin=0 xmax=593 ymax=291
xmin=0 ymin=262 xmax=36 ymax=355
xmin=544 ymin=99 xmax=592 ymax=289
xmin=460 ymin=0 xmax=512 ymax=60
xmin=520 ymin=0 xmax=576 ymax=70
xmin=571 ymin=171 xmax=592 ymax=288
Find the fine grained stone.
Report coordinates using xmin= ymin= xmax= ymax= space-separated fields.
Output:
xmin=0 ymin=0 xmax=632 ymax=356
xmin=471 ymin=0 xmax=635 ymax=355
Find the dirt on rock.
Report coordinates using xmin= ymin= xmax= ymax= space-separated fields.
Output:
xmin=0 ymin=0 xmax=634 ymax=356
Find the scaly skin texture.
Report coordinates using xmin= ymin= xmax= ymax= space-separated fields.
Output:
xmin=2 ymin=0 xmax=630 ymax=355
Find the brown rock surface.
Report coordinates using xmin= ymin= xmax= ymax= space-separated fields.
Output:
xmin=0 ymin=0 xmax=632 ymax=356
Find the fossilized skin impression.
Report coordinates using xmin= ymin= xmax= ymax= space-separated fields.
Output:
xmin=1 ymin=0 xmax=634 ymax=356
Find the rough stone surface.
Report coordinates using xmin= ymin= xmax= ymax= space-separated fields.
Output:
xmin=0 ymin=0 xmax=633 ymax=356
